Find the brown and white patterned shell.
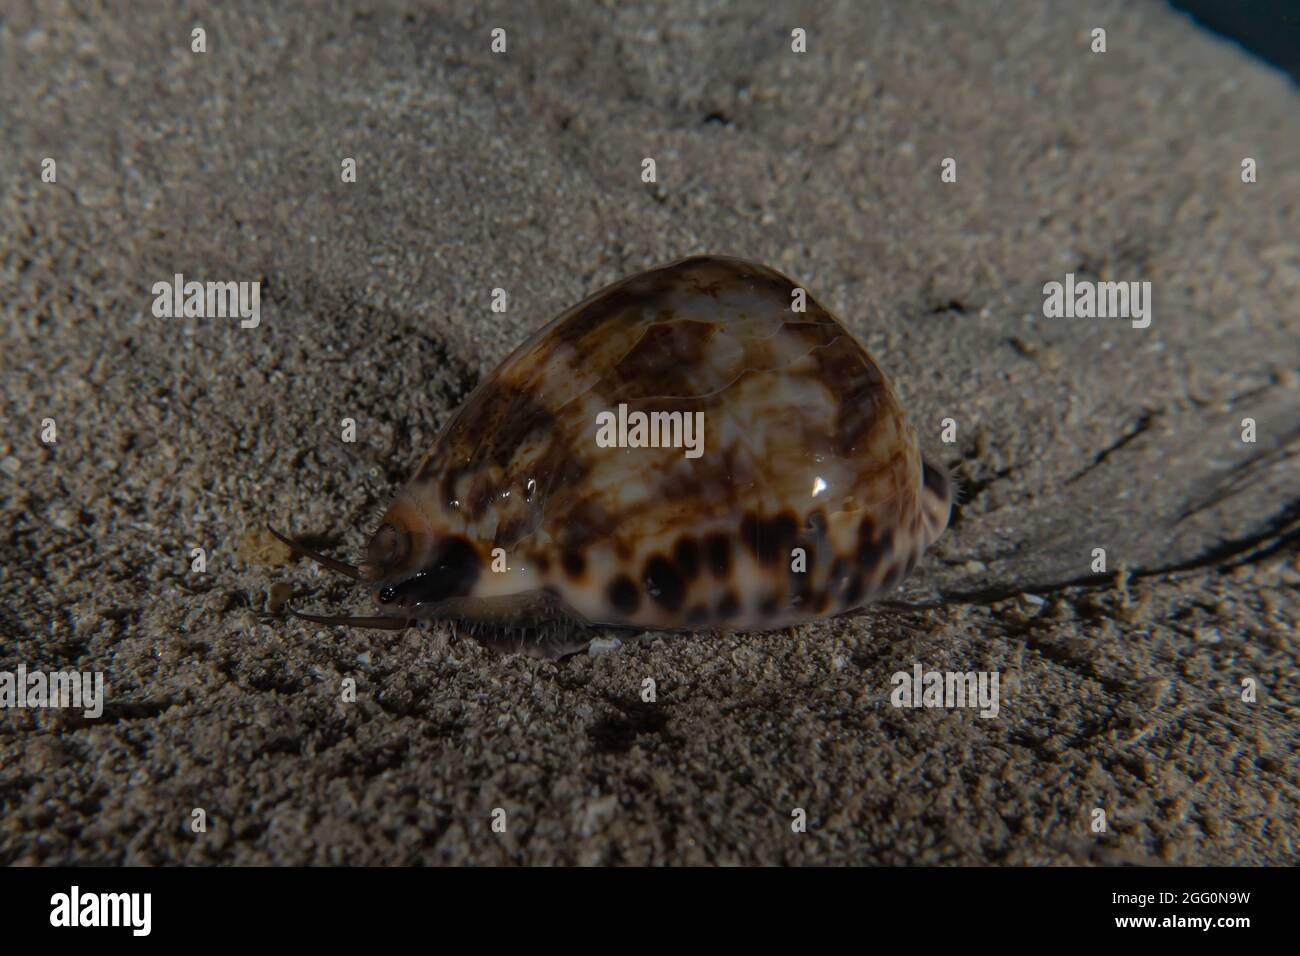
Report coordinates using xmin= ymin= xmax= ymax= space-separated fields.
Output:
xmin=362 ymin=255 xmax=952 ymax=655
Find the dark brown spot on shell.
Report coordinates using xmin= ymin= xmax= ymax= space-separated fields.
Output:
xmin=608 ymin=575 xmax=640 ymax=614
xmin=686 ymin=603 xmax=709 ymax=625
xmin=643 ymin=555 xmax=684 ymax=612
xmin=767 ymin=513 xmax=798 ymax=563
xmin=705 ymin=533 xmax=732 ymax=577
xmin=673 ymin=536 xmax=700 ymax=580
xmin=562 ymin=549 xmax=585 ymax=579
xmin=740 ymin=511 xmax=798 ymax=565
xmin=858 ymin=523 xmax=894 ymax=571
xmin=759 ymin=592 xmax=781 ymax=617
xmin=740 ymin=513 xmax=761 ymax=558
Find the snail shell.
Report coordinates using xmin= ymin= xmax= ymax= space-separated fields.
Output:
xmin=357 ymin=255 xmax=951 ymax=656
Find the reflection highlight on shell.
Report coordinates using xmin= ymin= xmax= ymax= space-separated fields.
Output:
xmin=272 ymin=255 xmax=953 ymax=657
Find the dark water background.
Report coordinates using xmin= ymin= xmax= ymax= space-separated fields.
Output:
xmin=1171 ymin=0 xmax=1300 ymax=83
